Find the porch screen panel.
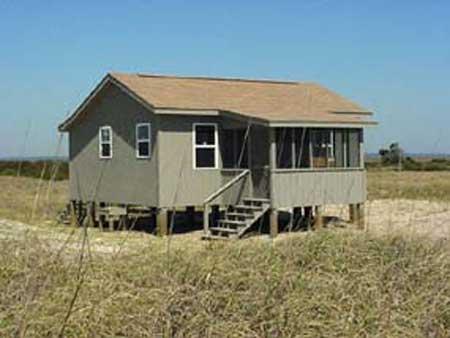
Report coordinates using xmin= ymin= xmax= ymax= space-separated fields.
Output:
xmin=311 ymin=129 xmax=335 ymax=168
xmin=347 ymin=129 xmax=361 ymax=167
xmin=295 ymin=128 xmax=311 ymax=168
xmin=276 ymin=128 xmax=292 ymax=168
xmin=221 ymin=129 xmax=235 ymax=168
xmin=334 ymin=129 xmax=345 ymax=168
xmin=235 ymin=129 xmax=249 ymax=168
xmin=221 ymin=129 xmax=248 ymax=169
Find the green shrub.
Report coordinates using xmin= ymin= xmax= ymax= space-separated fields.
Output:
xmin=0 ymin=161 xmax=69 ymax=181
xmin=422 ymin=162 xmax=449 ymax=171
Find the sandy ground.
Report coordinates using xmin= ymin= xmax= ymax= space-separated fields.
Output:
xmin=0 ymin=199 xmax=449 ymax=254
xmin=325 ymin=199 xmax=450 ymax=240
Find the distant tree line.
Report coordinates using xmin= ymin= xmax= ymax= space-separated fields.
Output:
xmin=374 ymin=143 xmax=450 ymax=171
xmin=0 ymin=160 xmax=69 ymax=180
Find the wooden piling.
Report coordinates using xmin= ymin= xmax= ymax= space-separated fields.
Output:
xmin=349 ymin=203 xmax=365 ymax=230
xmin=69 ymin=201 xmax=77 ymax=226
xmin=108 ymin=218 xmax=115 ymax=231
xmin=314 ymin=206 xmax=324 ymax=230
xmin=270 ymin=209 xmax=278 ymax=238
xmin=156 ymin=208 xmax=168 ymax=236
xmin=87 ymin=202 xmax=95 ymax=227
xmin=349 ymin=204 xmax=357 ymax=223
xmin=203 ymin=205 xmax=210 ymax=235
xmin=293 ymin=207 xmax=303 ymax=228
xmin=304 ymin=206 xmax=313 ymax=230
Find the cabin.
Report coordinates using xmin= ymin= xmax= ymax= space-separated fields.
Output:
xmin=58 ymin=73 xmax=376 ymax=239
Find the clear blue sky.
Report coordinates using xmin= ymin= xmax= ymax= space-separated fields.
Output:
xmin=1 ymin=0 xmax=449 ymax=157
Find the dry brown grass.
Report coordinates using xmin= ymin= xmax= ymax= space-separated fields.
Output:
xmin=0 ymin=231 xmax=449 ymax=337
xmin=367 ymin=170 xmax=450 ymax=202
xmin=0 ymin=176 xmax=67 ymax=224
xmin=0 ymin=172 xmax=449 ymax=336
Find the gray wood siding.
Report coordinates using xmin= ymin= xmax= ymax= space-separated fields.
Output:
xmin=68 ymin=83 xmax=159 ymax=205
xmin=157 ymin=115 xmax=224 ymax=207
xmin=271 ymin=169 xmax=366 ymax=208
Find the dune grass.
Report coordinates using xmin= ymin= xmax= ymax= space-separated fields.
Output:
xmin=367 ymin=171 xmax=450 ymax=202
xmin=0 ymin=231 xmax=449 ymax=337
xmin=0 ymin=176 xmax=67 ymax=224
xmin=0 ymin=171 xmax=449 ymax=336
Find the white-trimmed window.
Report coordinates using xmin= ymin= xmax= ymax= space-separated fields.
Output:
xmin=136 ymin=123 xmax=151 ymax=158
xmin=193 ymin=123 xmax=218 ymax=169
xmin=99 ymin=126 xmax=112 ymax=159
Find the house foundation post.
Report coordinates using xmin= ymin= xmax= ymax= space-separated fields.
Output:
xmin=156 ymin=208 xmax=168 ymax=237
xmin=304 ymin=206 xmax=313 ymax=230
xmin=349 ymin=203 xmax=365 ymax=230
xmin=108 ymin=216 xmax=115 ymax=231
xmin=203 ymin=205 xmax=210 ymax=235
xmin=87 ymin=202 xmax=95 ymax=227
xmin=293 ymin=207 xmax=303 ymax=228
xmin=270 ymin=209 xmax=278 ymax=238
xmin=349 ymin=204 xmax=357 ymax=223
xmin=314 ymin=205 xmax=324 ymax=230
xmin=356 ymin=203 xmax=365 ymax=230
xmin=69 ymin=200 xmax=77 ymax=226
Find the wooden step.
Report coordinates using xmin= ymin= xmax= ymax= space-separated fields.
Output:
xmin=202 ymin=234 xmax=233 ymax=240
xmin=234 ymin=205 xmax=262 ymax=211
xmin=243 ymin=197 xmax=270 ymax=204
xmin=219 ymin=219 xmax=247 ymax=226
xmin=209 ymin=227 xmax=238 ymax=234
xmin=226 ymin=212 xmax=253 ymax=219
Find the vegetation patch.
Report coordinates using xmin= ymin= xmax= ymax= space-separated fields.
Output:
xmin=0 ymin=231 xmax=448 ymax=337
xmin=367 ymin=171 xmax=450 ymax=202
xmin=0 ymin=176 xmax=67 ymax=224
xmin=0 ymin=160 xmax=68 ymax=181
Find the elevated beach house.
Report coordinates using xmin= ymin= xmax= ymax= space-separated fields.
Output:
xmin=59 ymin=73 xmax=376 ymax=239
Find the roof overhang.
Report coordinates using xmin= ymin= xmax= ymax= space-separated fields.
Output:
xmin=153 ymin=108 xmax=220 ymax=116
xmin=268 ymin=120 xmax=378 ymax=128
xmin=59 ymin=73 xmax=378 ymax=132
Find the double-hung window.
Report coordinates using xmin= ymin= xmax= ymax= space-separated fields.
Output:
xmin=193 ymin=123 xmax=218 ymax=169
xmin=136 ymin=123 xmax=151 ymax=158
xmin=99 ymin=126 xmax=112 ymax=159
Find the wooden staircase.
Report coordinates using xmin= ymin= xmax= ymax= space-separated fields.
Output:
xmin=203 ymin=197 xmax=270 ymax=240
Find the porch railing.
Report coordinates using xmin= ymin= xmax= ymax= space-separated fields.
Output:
xmin=203 ymin=169 xmax=250 ymax=234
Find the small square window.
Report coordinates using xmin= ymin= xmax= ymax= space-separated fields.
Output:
xmin=195 ymin=125 xmax=216 ymax=145
xmin=195 ymin=148 xmax=215 ymax=168
xmin=101 ymin=144 xmax=111 ymax=158
xmin=138 ymin=142 xmax=149 ymax=157
xmin=101 ymin=128 xmax=111 ymax=142
xmin=137 ymin=124 xmax=150 ymax=140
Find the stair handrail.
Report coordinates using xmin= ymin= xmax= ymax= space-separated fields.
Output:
xmin=203 ymin=169 xmax=250 ymax=234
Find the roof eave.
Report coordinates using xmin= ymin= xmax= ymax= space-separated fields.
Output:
xmin=268 ymin=120 xmax=378 ymax=128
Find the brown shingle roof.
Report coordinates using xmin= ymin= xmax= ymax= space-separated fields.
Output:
xmin=110 ymin=73 xmax=374 ymax=124
xmin=59 ymin=72 xmax=376 ymax=131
